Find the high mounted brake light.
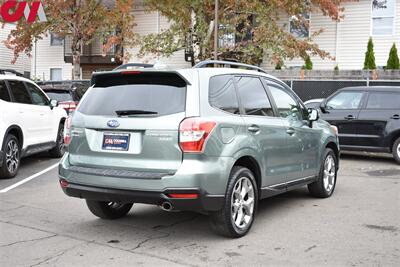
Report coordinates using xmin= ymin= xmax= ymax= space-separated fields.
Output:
xmin=179 ymin=118 xmax=216 ymax=153
xmin=121 ymin=70 xmax=142 ymax=75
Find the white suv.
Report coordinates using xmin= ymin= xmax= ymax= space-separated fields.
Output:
xmin=0 ymin=73 xmax=67 ymax=178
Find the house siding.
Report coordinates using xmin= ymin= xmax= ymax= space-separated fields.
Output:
xmin=126 ymin=9 xmax=191 ymax=69
xmin=0 ymin=24 xmax=31 ymax=75
xmin=268 ymin=0 xmax=400 ymax=70
xmin=31 ymin=34 xmax=73 ymax=81
xmin=10 ymin=1 xmax=399 ymax=80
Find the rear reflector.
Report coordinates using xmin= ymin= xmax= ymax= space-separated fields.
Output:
xmin=168 ymin=193 xmax=198 ymax=199
xmin=59 ymin=179 xmax=69 ymax=188
xmin=179 ymin=118 xmax=216 ymax=153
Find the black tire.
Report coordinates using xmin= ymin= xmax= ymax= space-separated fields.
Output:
xmin=209 ymin=166 xmax=258 ymax=238
xmin=0 ymin=134 xmax=21 ymax=179
xmin=308 ymin=148 xmax=338 ymax=198
xmin=49 ymin=123 xmax=65 ymax=158
xmin=86 ymin=200 xmax=133 ymax=219
xmin=392 ymin=137 xmax=400 ymax=165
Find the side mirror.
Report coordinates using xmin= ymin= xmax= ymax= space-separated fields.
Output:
xmin=50 ymin=99 xmax=58 ymax=109
xmin=320 ymin=101 xmax=328 ymax=113
xmin=308 ymin=108 xmax=320 ymax=122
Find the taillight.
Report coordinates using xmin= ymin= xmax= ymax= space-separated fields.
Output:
xmin=179 ymin=117 xmax=216 ymax=153
xmin=64 ymin=116 xmax=72 ymax=145
xmin=59 ymin=101 xmax=77 ymax=113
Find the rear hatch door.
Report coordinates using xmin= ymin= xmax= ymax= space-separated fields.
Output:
xmin=68 ymin=71 xmax=188 ymax=175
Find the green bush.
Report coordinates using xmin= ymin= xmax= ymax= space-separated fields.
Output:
xmin=363 ymin=38 xmax=376 ymax=70
xmin=386 ymin=43 xmax=399 ymax=70
xmin=304 ymin=55 xmax=313 ymax=70
xmin=334 ymin=65 xmax=339 ymax=71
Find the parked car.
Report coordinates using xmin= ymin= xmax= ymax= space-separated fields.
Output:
xmin=59 ymin=60 xmax=339 ymax=237
xmin=0 ymin=73 xmax=67 ymax=178
xmin=304 ymin=98 xmax=324 ymax=109
xmin=37 ymin=80 xmax=90 ymax=114
xmin=320 ymin=86 xmax=400 ymax=164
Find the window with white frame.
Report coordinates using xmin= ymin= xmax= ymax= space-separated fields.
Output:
xmin=371 ymin=0 xmax=395 ymax=36
xmin=50 ymin=32 xmax=63 ymax=46
xmin=50 ymin=68 xmax=62 ymax=81
xmin=290 ymin=12 xmax=310 ymax=38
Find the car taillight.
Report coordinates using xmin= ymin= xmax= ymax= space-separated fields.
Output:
xmin=59 ymin=101 xmax=77 ymax=113
xmin=64 ymin=116 xmax=72 ymax=145
xmin=179 ymin=118 xmax=216 ymax=153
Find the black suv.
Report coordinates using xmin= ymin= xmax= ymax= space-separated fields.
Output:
xmin=320 ymin=86 xmax=400 ymax=164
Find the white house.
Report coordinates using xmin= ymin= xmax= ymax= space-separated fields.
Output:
xmin=0 ymin=24 xmax=31 ymax=76
xmin=3 ymin=0 xmax=400 ymax=80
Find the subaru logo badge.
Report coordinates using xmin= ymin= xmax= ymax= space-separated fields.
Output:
xmin=107 ymin=120 xmax=120 ymax=128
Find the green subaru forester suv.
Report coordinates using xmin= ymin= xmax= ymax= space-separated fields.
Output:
xmin=59 ymin=61 xmax=339 ymax=237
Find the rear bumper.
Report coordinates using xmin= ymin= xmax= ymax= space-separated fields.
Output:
xmin=61 ymin=181 xmax=224 ymax=212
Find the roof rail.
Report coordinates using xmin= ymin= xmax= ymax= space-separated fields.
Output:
xmin=0 ymin=69 xmax=25 ymax=77
xmin=193 ymin=60 xmax=267 ymax=74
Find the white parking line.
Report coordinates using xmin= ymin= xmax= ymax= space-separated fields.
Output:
xmin=0 ymin=163 xmax=59 ymax=193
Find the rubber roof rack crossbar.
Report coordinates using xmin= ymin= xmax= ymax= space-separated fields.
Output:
xmin=0 ymin=69 xmax=25 ymax=77
xmin=193 ymin=60 xmax=267 ymax=74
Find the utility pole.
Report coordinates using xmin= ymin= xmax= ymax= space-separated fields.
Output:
xmin=214 ymin=0 xmax=218 ymax=60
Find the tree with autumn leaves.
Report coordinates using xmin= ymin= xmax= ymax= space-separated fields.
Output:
xmin=3 ymin=0 xmax=346 ymax=73
xmin=2 ymin=0 xmax=137 ymax=79
xmin=139 ymin=0 xmax=345 ymax=66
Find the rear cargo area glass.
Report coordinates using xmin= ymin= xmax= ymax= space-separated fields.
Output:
xmin=79 ymin=73 xmax=186 ymax=116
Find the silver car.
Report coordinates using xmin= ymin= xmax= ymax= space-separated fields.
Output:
xmin=59 ymin=61 xmax=340 ymax=237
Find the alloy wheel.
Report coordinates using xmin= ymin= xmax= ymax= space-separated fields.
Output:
xmin=5 ymin=140 xmax=19 ymax=174
xmin=231 ymin=177 xmax=255 ymax=229
xmin=323 ymin=155 xmax=336 ymax=192
xmin=58 ymin=126 xmax=65 ymax=153
xmin=397 ymin=143 xmax=400 ymax=158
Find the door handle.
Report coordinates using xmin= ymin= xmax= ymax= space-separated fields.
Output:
xmin=286 ymin=128 xmax=295 ymax=135
xmin=344 ymin=115 xmax=355 ymax=120
xmin=391 ymin=114 xmax=400 ymax=120
xmin=247 ymin=125 xmax=260 ymax=133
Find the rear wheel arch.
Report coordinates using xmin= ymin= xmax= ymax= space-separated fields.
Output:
xmin=389 ymin=130 xmax=400 ymax=152
xmin=232 ymin=156 xmax=262 ymax=196
xmin=2 ymin=125 xmax=24 ymax=150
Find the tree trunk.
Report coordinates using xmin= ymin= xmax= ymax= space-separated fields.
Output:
xmin=72 ymin=53 xmax=81 ymax=80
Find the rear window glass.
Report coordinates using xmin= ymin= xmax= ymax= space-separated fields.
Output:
xmin=209 ymin=75 xmax=239 ymax=114
xmin=366 ymin=92 xmax=400 ymax=109
xmin=79 ymin=74 xmax=186 ymax=116
xmin=46 ymin=91 xmax=74 ymax=102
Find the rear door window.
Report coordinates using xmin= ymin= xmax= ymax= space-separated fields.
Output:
xmin=235 ymin=76 xmax=274 ymax=116
xmin=0 ymin=81 xmax=11 ymax=102
xmin=79 ymin=73 xmax=186 ymax=116
xmin=8 ymin=80 xmax=32 ymax=104
xmin=209 ymin=75 xmax=239 ymax=114
xmin=366 ymin=92 xmax=400 ymax=109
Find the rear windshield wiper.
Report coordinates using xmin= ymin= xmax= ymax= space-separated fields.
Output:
xmin=115 ymin=110 xmax=158 ymax=116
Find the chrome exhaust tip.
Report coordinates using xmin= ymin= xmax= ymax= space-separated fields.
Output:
xmin=160 ymin=201 xmax=173 ymax=212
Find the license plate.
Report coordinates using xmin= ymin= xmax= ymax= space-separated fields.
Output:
xmin=102 ymin=133 xmax=130 ymax=151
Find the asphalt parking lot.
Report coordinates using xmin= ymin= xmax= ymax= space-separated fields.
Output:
xmin=0 ymin=152 xmax=399 ymax=267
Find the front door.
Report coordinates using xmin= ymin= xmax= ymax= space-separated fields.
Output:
xmin=267 ymin=81 xmax=321 ymax=182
